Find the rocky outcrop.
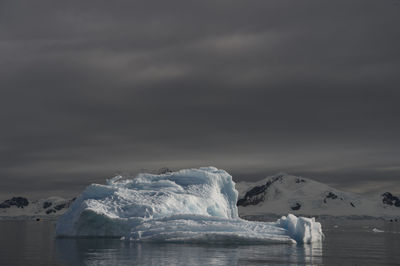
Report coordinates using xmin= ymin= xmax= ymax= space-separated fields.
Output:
xmin=43 ymin=201 xmax=52 ymax=209
xmin=237 ymin=175 xmax=284 ymax=207
xmin=382 ymin=192 xmax=400 ymax=207
xmin=43 ymin=198 xmax=76 ymax=215
xmin=290 ymin=203 xmax=301 ymax=210
xmin=0 ymin=197 xmax=29 ymax=208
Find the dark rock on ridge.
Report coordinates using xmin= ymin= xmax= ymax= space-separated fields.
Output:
xmin=54 ymin=203 xmax=66 ymax=210
xmin=237 ymin=175 xmax=284 ymax=207
xmin=0 ymin=197 xmax=29 ymax=208
xmin=46 ymin=209 xmax=56 ymax=214
xmin=382 ymin=192 xmax=400 ymax=207
xmin=326 ymin=192 xmax=338 ymax=200
xmin=43 ymin=201 xmax=52 ymax=209
xmin=323 ymin=192 xmax=340 ymax=204
xmin=45 ymin=198 xmax=76 ymax=215
xmin=291 ymin=203 xmax=301 ymax=210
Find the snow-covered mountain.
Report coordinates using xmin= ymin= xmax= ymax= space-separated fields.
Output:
xmin=236 ymin=173 xmax=400 ymax=218
xmin=0 ymin=196 xmax=75 ymax=219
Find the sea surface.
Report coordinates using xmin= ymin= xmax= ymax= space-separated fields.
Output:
xmin=0 ymin=218 xmax=399 ymax=265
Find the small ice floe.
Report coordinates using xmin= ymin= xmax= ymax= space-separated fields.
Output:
xmin=372 ymin=228 xmax=384 ymax=233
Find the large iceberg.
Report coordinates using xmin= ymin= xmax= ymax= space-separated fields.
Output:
xmin=56 ymin=167 xmax=323 ymax=244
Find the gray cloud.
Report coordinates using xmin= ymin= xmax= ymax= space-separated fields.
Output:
xmin=1 ymin=0 xmax=400 ymax=199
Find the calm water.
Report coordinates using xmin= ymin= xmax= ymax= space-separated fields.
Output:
xmin=0 ymin=219 xmax=399 ymax=265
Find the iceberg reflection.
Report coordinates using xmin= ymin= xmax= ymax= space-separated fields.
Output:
xmin=55 ymin=238 xmax=323 ymax=266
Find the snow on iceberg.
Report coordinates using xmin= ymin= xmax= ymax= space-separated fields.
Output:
xmin=56 ymin=167 xmax=323 ymax=244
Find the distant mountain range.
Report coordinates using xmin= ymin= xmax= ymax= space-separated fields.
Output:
xmin=0 ymin=196 xmax=74 ymax=219
xmin=236 ymin=173 xmax=400 ymax=219
xmin=1 ymin=173 xmax=399 ymax=219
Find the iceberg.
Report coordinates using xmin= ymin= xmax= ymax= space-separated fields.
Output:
xmin=56 ymin=167 xmax=323 ymax=244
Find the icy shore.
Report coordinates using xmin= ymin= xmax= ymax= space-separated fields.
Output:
xmin=56 ymin=167 xmax=323 ymax=244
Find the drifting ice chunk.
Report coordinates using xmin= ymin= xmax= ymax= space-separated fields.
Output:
xmin=277 ymin=214 xmax=323 ymax=244
xmin=56 ymin=167 xmax=323 ymax=244
xmin=372 ymin=228 xmax=384 ymax=233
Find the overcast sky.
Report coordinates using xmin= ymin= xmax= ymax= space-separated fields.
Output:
xmin=1 ymin=0 xmax=400 ymax=199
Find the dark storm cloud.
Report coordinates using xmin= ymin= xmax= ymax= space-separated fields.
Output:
xmin=1 ymin=0 xmax=400 ymax=199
